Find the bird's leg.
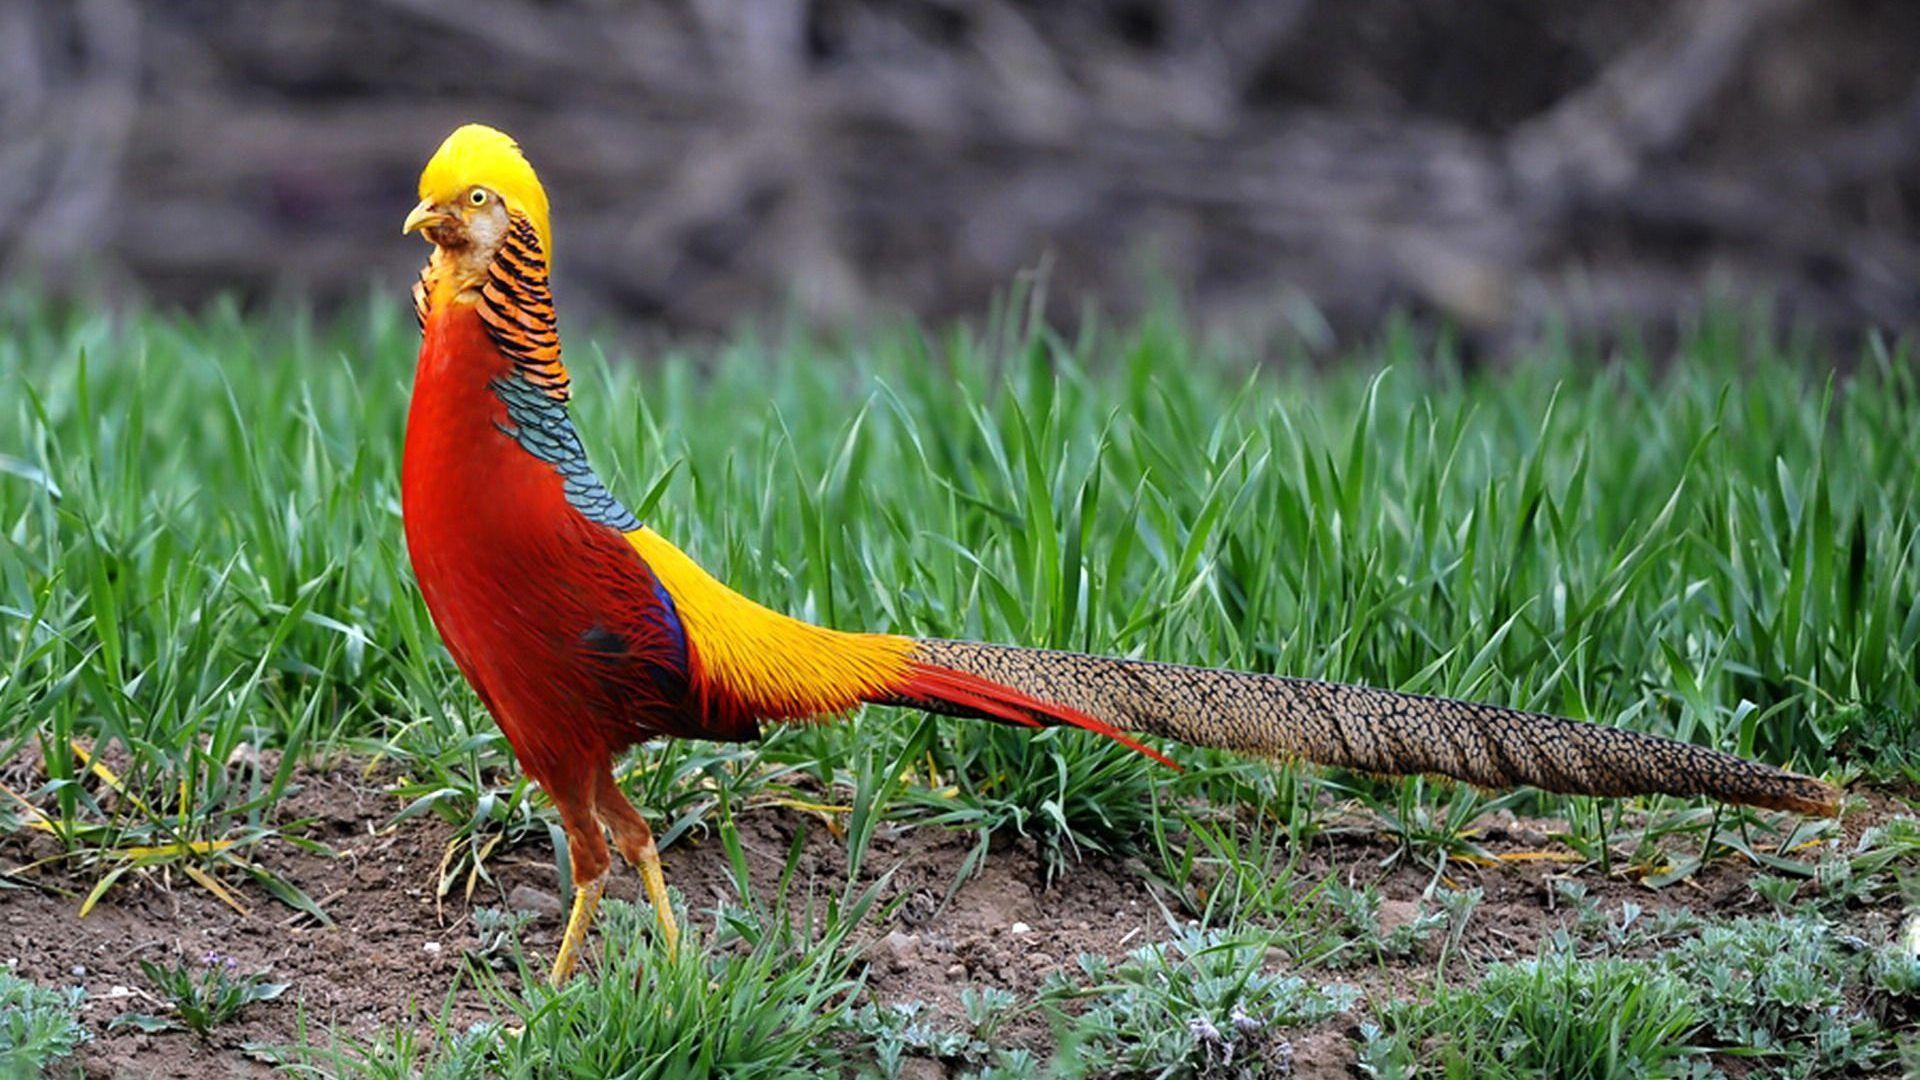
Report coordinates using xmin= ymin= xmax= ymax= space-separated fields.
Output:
xmin=595 ymin=767 xmax=680 ymax=951
xmin=551 ymin=876 xmax=605 ymax=987
xmin=549 ymin=790 xmax=611 ymax=987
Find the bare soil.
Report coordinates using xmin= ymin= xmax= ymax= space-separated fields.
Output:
xmin=2 ymin=768 xmax=1909 ymax=1078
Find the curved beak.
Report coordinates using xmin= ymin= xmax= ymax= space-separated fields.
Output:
xmin=402 ymin=199 xmax=452 ymax=237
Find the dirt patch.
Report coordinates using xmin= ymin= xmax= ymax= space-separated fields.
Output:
xmin=3 ymin=770 xmax=523 ymax=1077
xmin=2 ymin=769 xmax=1907 ymax=1077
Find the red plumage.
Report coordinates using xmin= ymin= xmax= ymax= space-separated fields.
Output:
xmin=401 ymin=305 xmax=707 ymax=799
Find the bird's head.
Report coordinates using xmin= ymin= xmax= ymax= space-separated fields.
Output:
xmin=403 ymin=124 xmax=553 ymax=264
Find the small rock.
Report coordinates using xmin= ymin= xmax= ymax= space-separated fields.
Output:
xmin=507 ymin=885 xmax=563 ymax=918
xmin=226 ymin=743 xmax=266 ymax=769
xmin=1009 ymin=921 xmax=1031 ymax=935
xmin=1376 ymin=899 xmax=1421 ymax=935
xmin=873 ymin=930 xmax=918 ymax=972
xmin=897 ymin=1057 xmax=946 ymax=1080
xmin=422 ymin=942 xmax=441 ymax=955
xmin=945 ymin=963 xmax=966 ymax=978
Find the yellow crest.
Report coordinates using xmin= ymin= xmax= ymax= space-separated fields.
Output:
xmin=417 ymin=124 xmax=553 ymax=258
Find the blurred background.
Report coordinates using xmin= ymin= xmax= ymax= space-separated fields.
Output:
xmin=3 ymin=0 xmax=1918 ymax=351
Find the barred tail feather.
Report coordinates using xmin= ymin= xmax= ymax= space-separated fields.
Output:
xmin=899 ymin=639 xmax=1840 ymax=816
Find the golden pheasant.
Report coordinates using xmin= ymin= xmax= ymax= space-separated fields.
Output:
xmin=399 ymin=125 xmax=1840 ymax=984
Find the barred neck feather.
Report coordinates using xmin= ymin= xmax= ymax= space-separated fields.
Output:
xmin=412 ymin=213 xmax=632 ymax=528
xmin=413 ymin=212 xmax=570 ymax=400
xmin=478 ymin=215 xmax=570 ymax=400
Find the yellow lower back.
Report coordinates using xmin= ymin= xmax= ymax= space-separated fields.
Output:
xmin=624 ymin=527 xmax=916 ymax=721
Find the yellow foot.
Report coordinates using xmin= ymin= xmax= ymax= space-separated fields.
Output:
xmin=638 ymin=846 xmax=680 ymax=952
xmin=549 ymin=874 xmax=606 ymax=987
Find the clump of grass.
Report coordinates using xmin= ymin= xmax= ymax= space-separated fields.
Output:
xmin=287 ymin=801 xmax=888 ymax=1079
xmin=1371 ymin=911 xmax=1920 ymax=1077
xmin=1750 ymin=815 xmax=1920 ymax=915
xmin=1146 ymin=760 xmax=1330 ymax=932
xmin=1363 ymin=950 xmax=1701 ymax=1078
xmin=491 ymin=901 xmax=865 ymax=1077
xmin=0 ymin=970 xmax=89 ymax=1075
xmin=293 ymin=898 xmax=867 ymax=1079
xmin=1043 ymin=928 xmax=1358 ymax=1077
xmin=1359 ymin=781 xmax=1526 ymax=873
xmin=278 ymin=1007 xmax=504 ymax=1080
xmin=911 ymin=723 xmax=1160 ymax=883
xmin=115 ymin=951 xmax=288 ymax=1038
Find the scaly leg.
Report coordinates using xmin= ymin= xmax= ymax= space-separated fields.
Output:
xmin=549 ymin=874 xmax=605 ymax=987
xmin=548 ymin=786 xmax=611 ymax=986
xmin=595 ymin=767 xmax=680 ymax=950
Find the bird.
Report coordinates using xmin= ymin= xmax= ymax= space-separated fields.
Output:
xmin=399 ymin=124 xmax=1841 ymax=985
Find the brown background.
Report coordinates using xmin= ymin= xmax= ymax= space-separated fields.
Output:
xmin=5 ymin=0 xmax=1918 ymax=349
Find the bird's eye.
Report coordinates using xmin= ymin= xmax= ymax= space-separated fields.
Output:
xmin=468 ymin=189 xmax=489 ymax=206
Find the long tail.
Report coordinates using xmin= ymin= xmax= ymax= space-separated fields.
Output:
xmin=876 ymin=639 xmax=1840 ymax=816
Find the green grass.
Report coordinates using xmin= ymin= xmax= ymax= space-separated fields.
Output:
xmin=1363 ymin=911 xmax=1920 ymax=1078
xmin=283 ymin=807 xmax=887 ymax=1079
xmin=112 ymin=951 xmax=289 ymax=1040
xmin=1 ymin=292 xmax=1917 ymax=1072
xmin=1362 ymin=949 xmax=1703 ymax=1079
